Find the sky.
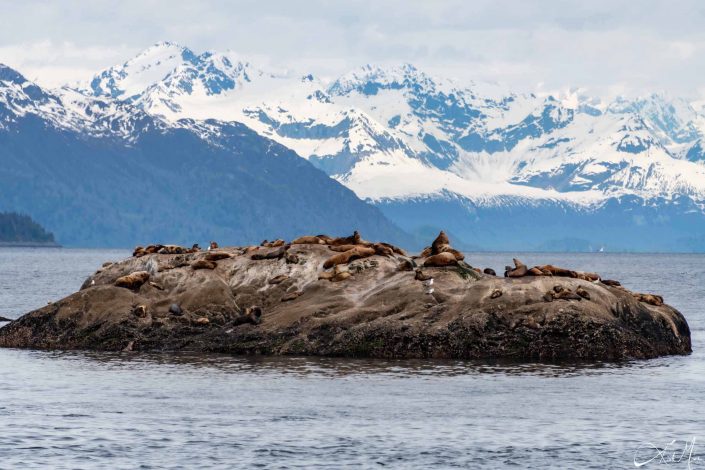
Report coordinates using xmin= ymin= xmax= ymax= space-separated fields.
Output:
xmin=0 ymin=0 xmax=704 ymax=100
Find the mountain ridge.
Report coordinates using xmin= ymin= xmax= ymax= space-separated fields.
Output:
xmin=5 ymin=41 xmax=705 ymax=250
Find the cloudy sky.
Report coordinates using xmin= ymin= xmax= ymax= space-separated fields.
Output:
xmin=1 ymin=0 xmax=704 ymax=99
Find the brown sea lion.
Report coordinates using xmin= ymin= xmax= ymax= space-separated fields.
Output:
xmin=505 ymin=258 xmax=528 ymax=278
xmin=251 ymin=245 xmax=288 ymax=260
xmin=330 ymin=272 xmax=352 ymax=282
xmin=577 ymin=272 xmax=600 ymax=282
xmin=285 ymin=252 xmax=300 ymax=264
xmin=431 ymin=231 xmax=450 ymax=253
xmin=205 ymin=251 xmax=231 ymax=261
xmin=553 ymin=290 xmax=582 ymax=301
xmin=328 ymin=244 xmax=359 ymax=252
xmin=115 ymin=271 xmax=150 ymax=289
xmin=281 ymin=291 xmax=303 ymax=302
xmin=634 ymin=293 xmax=664 ymax=306
xmin=419 ymin=246 xmax=433 ymax=258
xmin=261 ymin=239 xmax=286 ymax=248
xmin=576 ymin=287 xmax=591 ymax=300
xmin=131 ymin=305 xmax=148 ymax=318
xmin=188 ymin=244 xmax=201 ymax=253
xmin=398 ymin=259 xmax=415 ymax=271
xmin=323 ymin=246 xmax=376 ymax=269
xmin=209 ymin=241 xmax=219 ymax=250
xmin=415 ymin=269 xmax=432 ymax=281
xmin=230 ymin=306 xmax=263 ymax=326
xmin=316 ymin=234 xmax=334 ymax=244
xmin=602 ymin=279 xmax=622 ymax=287
xmin=132 ymin=246 xmax=145 ymax=257
xmin=378 ymin=242 xmax=407 ymax=256
xmin=291 ymin=236 xmax=325 ymax=245
xmin=438 ymin=246 xmax=465 ymax=261
xmin=191 ymin=260 xmax=217 ymax=270
xmin=269 ymin=274 xmax=289 ymax=285
xmin=527 ymin=267 xmax=544 ymax=276
xmin=329 ymin=231 xmax=362 ymax=246
xmin=373 ymin=243 xmax=394 ymax=257
xmin=423 ymin=252 xmax=458 ymax=267
xmin=538 ymin=265 xmax=577 ymax=278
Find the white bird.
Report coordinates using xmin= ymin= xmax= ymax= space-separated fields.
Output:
xmin=423 ymin=278 xmax=433 ymax=287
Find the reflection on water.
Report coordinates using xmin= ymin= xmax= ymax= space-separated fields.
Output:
xmin=0 ymin=249 xmax=704 ymax=469
xmin=30 ymin=349 xmax=688 ymax=379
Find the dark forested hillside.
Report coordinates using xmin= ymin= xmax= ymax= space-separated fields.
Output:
xmin=0 ymin=212 xmax=56 ymax=244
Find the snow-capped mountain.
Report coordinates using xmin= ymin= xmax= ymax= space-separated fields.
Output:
xmin=8 ymin=41 xmax=705 ymax=250
xmin=0 ymin=62 xmax=408 ymax=247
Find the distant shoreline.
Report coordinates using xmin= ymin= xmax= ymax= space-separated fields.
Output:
xmin=0 ymin=241 xmax=62 ymax=248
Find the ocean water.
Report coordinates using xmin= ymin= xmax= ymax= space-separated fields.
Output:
xmin=0 ymin=248 xmax=704 ymax=469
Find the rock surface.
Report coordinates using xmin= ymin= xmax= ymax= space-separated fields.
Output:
xmin=0 ymin=235 xmax=692 ymax=360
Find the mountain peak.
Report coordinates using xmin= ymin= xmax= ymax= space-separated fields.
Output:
xmin=0 ymin=64 xmax=28 ymax=85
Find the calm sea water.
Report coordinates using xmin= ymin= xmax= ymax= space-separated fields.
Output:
xmin=0 ymin=248 xmax=704 ymax=469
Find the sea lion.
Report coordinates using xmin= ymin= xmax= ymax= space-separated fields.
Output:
xmin=373 ymin=243 xmax=394 ymax=257
xmin=553 ymin=290 xmax=582 ymax=301
xmin=281 ymin=291 xmax=303 ymax=302
xmin=330 ymin=272 xmax=352 ymax=282
xmin=431 ymin=231 xmax=450 ymax=253
xmin=329 ymin=231 xmax=360 ymax=246
xmin=438 ymin=246 xmax=465 ymax=261
xmin=158 ymin=245 xmax=187 ymax=255
xmin=191 ymin=260 xmax=217 ymax=270
xmin=576 ymin=287 xmax=591 ymax=300
xmin=634 ymin=293 xmax=664 ymax=307
xmin=316 ymin=234 xmax=334 ymax=244
xmin=291 ymin=236 xmax=325 ymax=245
xmin=169 ymin=303 xmax=183 ymax=316
xmin=577 ymin=272 xmax=600 ymax=282
xmin=413 ymin=268 xmax=430 ymax=281
xmin=398 ymin=259 xmax=415 ymax=271
xmin=285 ymin=252 xmax=300 ymax=264
xmin=209 ymin=241 xmax=219 ymax=250
xmin=505 ymin=259 xmax=528 ymax=278
xmin=602 ymin=279 xmax=622 ymax=287
xmin=328 ymin=244 xmax=358 ymax=252
xmin=269 ymin=274 xmax=289 ymax=285
xmin=537 ymin=265 xmax=577 ymax=278
xmin=188 ymin=244 xmax=201 ymax=253
xmin=419 ymin=246 xmax=433 ymax=258
xmin=323 ymin=246 xmax=376 ymax=269
xmin=527 ymin=267 xmax=544 ymax=276
xmin=230 ymin=306 xmax=263 ymax=326
xmin=261 ymin=239 xmax=286 ymax=248
xmin=205 ymin=251 xmax=231 ymax=261
xmin=423 ymin=252 xmax=458 ymax=267
xmin=115 ymin=271 xmax=150 ymax=290
xmin=483 ymin=268 xmax=496 ymax=276
xmin=251 ymin=245 xmax=288 ymax=260
xmin=131 ymin=305 xmax=148 ymax=318
xmin=378 ymin=242 xmax=407 ymax=256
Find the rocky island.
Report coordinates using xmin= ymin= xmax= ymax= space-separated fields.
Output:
xmin=0 ymin=232 xmax=691 ymax=360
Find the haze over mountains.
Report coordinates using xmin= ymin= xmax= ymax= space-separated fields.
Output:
xmin=3 ymin=41 xmax=705 ymax=250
